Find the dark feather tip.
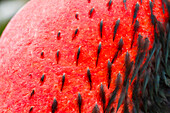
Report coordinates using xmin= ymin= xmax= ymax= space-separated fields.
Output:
xmin=123 ymin=0 xmax=127 ymax=10
xmin=78 ymin=92 xmax=82 ymax=113
xmin=162 ymin=0 xmax=165 ymax=14
xmin=41 ymin=51 xmax=44 ymax=58
xmin=107 ymin=60 xmax=112 ymax=89
xmin=105 ymin=72 xmax=121 ymax=113
xmin=96 ymin=42 xmax=102 ymax=67
xmin=76 ymin=46 xmax=81 ymax=66
xmin=137 ymin=34 xmax=143 ymax=50
xmin=116 ymin=72 xmax=121 ymax=86
xmin=97 ymin=42 xmax=102 ymax=56
xmin=100 ymin=83 xmax=106 ymax=112
xmin=40 ymin=74 xmax=45 ymax=83
xmin=75 ymin=28 xmax=79 ymax=36
xmin=61 ymin=73 xmax=65 ymax=91
xmin=75 ymin=12 xmax=79 ymax=20
xmin=108 ymin=0 xmax=113 ymax=10
xmin=92 ymin=103 xmax=100 ymax=113
xmin=123 ymin=96 xmax=130 ymax=113
xmin=73 ymin=28 xmax=79 ymax=40
xmin=125 ymin=61 xmax=133 ymax=85
xmin=87 ymin=67 xmax=92 ymax=90
xmin=56 ymin=50 xmax=60 ymax=64
xmin=57 ymin=31 xmax=61 ymax=37
xmin=51 ymin=98 xmax=58 ymax=113
xmin=89 ymin=7 xmax=94 ymax=18
xmin=125 ymin=51 xmax=130 ymax=68
xmin=131 ymin=19 xmax=139 ymax=48
xmin=113 ymin=18 xmax=120 ymax=41
xmin=118 ymin=37 xmax=124 ymax=50
xmin=143 ymin=37 xmax=149 ymax=51
xmin=117 ymin=90 xmax=126 ymax=112
xmin=29 ymin=106 xmax=33 ymax=113
xmin=132 ymin=2 xmax=139 ymax=24
xmin=142 ymin=68 xmax=151 ymax=96
xmin=30 ymin=89 xmax=35 ymax=97
xmin=100 ymin=20 xmax=103 ymax=38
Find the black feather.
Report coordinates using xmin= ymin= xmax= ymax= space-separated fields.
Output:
xmin=155 ymin=44 xmax=161 ymax=74
xmin=140 ymin=43 xmax=156 ymax=74
xmin=87 ymin=67 xmax=92 ymax=90
xmin=41 ymin=51 xmax=44 ymax=58
xmin=111 ymin=38 xmax=124 ymax=63
xmin=131 ymin=19 xmax=139 ymax=48
xmin=108 ymin=0 xmax=112 ymax=10
xmin=61 ymin=73 xmax=65 ymax=91
xmin=73 ymin=28 xmax=79 ymax=40
xmin=105 ymin=72 xmax=121 ymax=113
xmin=142 ymin=96 xmax=148 ymax=113
xmin=105 ymin=88 xmax=119 ymax=113
xmin=132 ymin=80 xmax=140 ymax=113
xmin=100 ymin=83 xmax=106 ymax=112
xmin=75 ymin=12 xmax=79 ymax=20
xmin=92 ymin=103 xmax=100 ymax=113
xmin=78 ymin=92 xmax=82 ymax=113
xmin=123 ymin=95 xmax=130 ymax=113
xmin=118 ymin=38 xmax=124 ymax=51
xmin=148 ymin=79 xmax=154 ymax=101
xmin=96 ymin=42 xmax=102 ymax=67
xmin=113 ymin=18 xmax=120 ymax=41
xmin=57 ymin=31 xmax=61 ymax=37
xmin=116 ymin=72 xmax=121 ymax=86
xmin=30 ymin=89 xmax=35 ymax=97
xmin=149 ymin=1 xmax=154 ymax=25
xmin=162 ymin=0 xmax=165 ymax=14
xmin=137 ymin=34 xmax=143 ymax=51
xmin=100 ymin=20 xmax=103 ymax=38
xmin=123 ymin=0 xmax=127 ymax=10
xmin=162 ymin=71 xmax=169 ymax=87
xmin=154 ymin=74 xmax=160 ymax=95
xmin=143 ymin=37 xmax=149 ymax=51
xmin=40 ymin=74 xmax=45 ymax=82
xmin=124 ymin=51 xmax=133 ymax=85
xmin=75 ymin=28 xmax=79 ymax=35
xmin=142 ymin=68 xmax=150 ymax=96
xmin=153 ymin=94 xmax=162 ymax=107
xmin=131 ymin=52 xmax=145 ymax=84
xmin=158 ymin=89 xmax=167 ymax=100
xmin=132 ymin=2 xmax=139 ymax=24
xmin=125 ymin=51 xmax=131 ymax=68
xmin=107 ymin=60 xmax=112 ymax=89
xmin=56 ymin=50 xmax=60 ymax=64
xmin=29 ymin=106 xmax=33 ymax=113
xmin=89 ymin=7 xmax=94 ymax=18
xmin=76 ymin=46 xmax=81 ymax=66
xmin=125 ymin=61 xmax=133 ymax=86
xmin=165 ymin=30 xmax=170 ymax=65
xmin=134 ymin=34 xmax=144 ymax=68
xmin=117 ymin=88 xmax=126 ymax=112
xmin=51 ymin=98 xmax=58 ymax=113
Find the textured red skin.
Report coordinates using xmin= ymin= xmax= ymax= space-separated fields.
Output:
xmin=0 ymin=0 xmax=168 ymax=113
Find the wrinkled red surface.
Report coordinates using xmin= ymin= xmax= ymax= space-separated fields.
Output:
xmin=0 ymin=0 xmax=168 ymax=112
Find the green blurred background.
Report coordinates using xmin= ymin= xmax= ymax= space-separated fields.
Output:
xmin=0 ymin=0 xmax=29 ymax=37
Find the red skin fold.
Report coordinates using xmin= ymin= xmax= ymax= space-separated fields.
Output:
xmin=0 ymin=0 xmax=168 ymax=112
